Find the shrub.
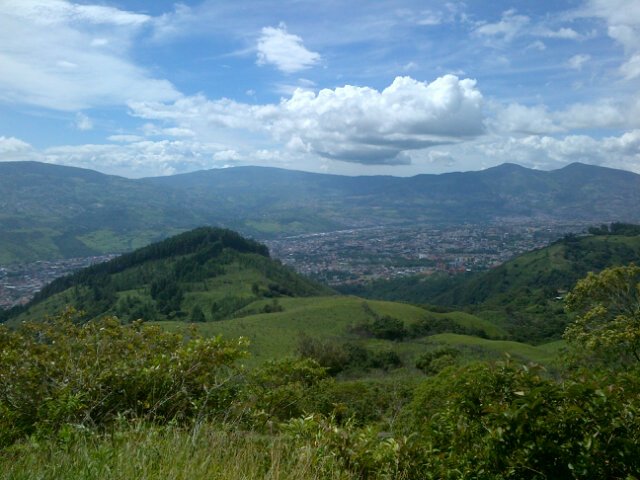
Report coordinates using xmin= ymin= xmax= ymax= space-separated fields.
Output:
xmin=190 ymin=304 xmax=206 ymax=322
xmin=239 ymin=358 xmax=328 ymax=425
xmin=261 ymin=298 xmax=284 ymax=314
xmin=309 ymin=379 xmax=415 ymax=425
xmin=415 ymin=347 xmax=460 ymax=375
xmin=350 ymin=315 xmax=408 ymax=341
xmin=297 ymin=335 xmax=403 ymax=375
xmin=402 ymin=360 xmax=640 ymax=478
xmin=408 ymin=315 xmax=487 ymax=338
xmin=297 ymin=335 xmax=351 ymax=375
xmin=368 ymin=349 xmax=403 ymax=371
xmin=0 ymin=308 xmax=247 ymax=446
xmin=281 ymin=414 xmax=407 ymax=479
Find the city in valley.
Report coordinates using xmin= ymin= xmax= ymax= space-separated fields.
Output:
xmin=265 ymin=222 xmax=588 ymax=285
xmin=0 ymin=222 xmax=588 ymax=309
xmin=0 ymin=255 xmax=117 ymax=309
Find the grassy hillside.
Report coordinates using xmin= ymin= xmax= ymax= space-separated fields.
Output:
xmin=346 ymin=231 xmax=640 ymax=343
xmin=437 ymin=233 xmax=640 ymax=341
xmin=6 ymin=223 xmax=558 ymax=374
xmin=157 ymin=296 xmax=561 ymax=372
xmin=434 ymin=233 xmax=640 ymax=305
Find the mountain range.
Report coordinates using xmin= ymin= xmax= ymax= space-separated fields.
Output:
xmin=2 ymin=160 xmax=640 ymax=263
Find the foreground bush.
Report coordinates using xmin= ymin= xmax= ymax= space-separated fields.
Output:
xmin=0 ymin=309 xmax=247 ymax=446
xmin=3 ymin=308 xmax=640 ymax=478
xmin=402 ymin=360 xmax=640 ymax=478
xmin=239 ymin=357 xmax=329 ymax=426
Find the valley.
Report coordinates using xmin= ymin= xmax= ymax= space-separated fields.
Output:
xmin=2 ymin=221 xmax=640 ymax=478
xmin=267 ymin=221 xmax=584 ymax=285
xmin=0 ymin=220 xmax=582 ymax=308
xmin=4 ymin=2 xmax=640 ymax=475
xmin=2 ymin=161 xmax=639 ymax=265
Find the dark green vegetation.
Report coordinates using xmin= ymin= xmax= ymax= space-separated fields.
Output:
xmin=3 ymin=160 xmax=640 ymax=263
xmin=345 ymin=228 xmax=640 ymax=344
xmin=2 ymin=270 xmax=639 ymax=479
xmin=5 ymin=227 xmax=564 ymax=372
xmin=6 ymin=227 xmax=330 ymax=323
xmin=2 ymin=226 xmax=640 ymax=477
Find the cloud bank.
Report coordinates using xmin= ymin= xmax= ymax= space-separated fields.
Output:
xmin=130 ymin=75 xmax=484 ymax=165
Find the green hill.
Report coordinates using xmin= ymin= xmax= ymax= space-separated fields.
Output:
xmin=346 ymin=230 xmax=640 ymax=343
xmin=9 ymin=227 xmax=332 ymax=324
xmin=154 ymin=294 xmax=561 ymax=376
xmin=0 ymin=161 xmax=211 ymax=263
xmin=436 ymin=232 xmax=640 ymax=341
xmin=6 ymin=227 xmax=564 ymax=372
xmin=157 ymin=296 xmax=508 ymax=364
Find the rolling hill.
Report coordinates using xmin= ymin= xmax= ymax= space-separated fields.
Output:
xmin=9 ymin=227 xmax=331 ymax=323
xmin=5 ymin=227 xmax=563 ymax=371
xmin=2 ymin=160 xmax=640 ymax=263
xmin=156 ymin=298 xmax=562 ymax=373
xmin=345 ymin=230 xmax=640 ymax=343
xmin=0 ymin=161 xmax=210 ymax=263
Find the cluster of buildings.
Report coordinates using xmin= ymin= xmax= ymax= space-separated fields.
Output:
xmin=0 ymin=255 xmax=117 ymax=309
xmin=266 ymin=222 xmax=587 ymax=285
xmin=1 ymin=222 xmax=589 ymax=309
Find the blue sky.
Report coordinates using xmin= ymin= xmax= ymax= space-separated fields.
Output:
xmin=1 ymin=0 xmax=639 ymax=178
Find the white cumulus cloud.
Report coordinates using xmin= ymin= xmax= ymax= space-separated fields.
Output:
xmin=0 ymin=136 xmax=34 ymax=160
xmin=555 ymin=101 xmax=629 ymax=129
xmin=268 ymin=75 xmax=484 ymax=163
xmin=492 ymin=95 xmax=640 ymax=134
xmin=130 ymin=75 xmax=485 ymax=165
xmin=256 ymin=24 xmax=321 ymax=73
xmin=0 ymin=0 xmax=180 ymax=111
xmin=491 ymin=103 xmax=561 ymax=135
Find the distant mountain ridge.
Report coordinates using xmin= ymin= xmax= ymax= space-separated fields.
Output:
xmin=130 ymin=162 xmax=640 ymax=228
xmin=1 ymin=160 xmax=640 ymax=263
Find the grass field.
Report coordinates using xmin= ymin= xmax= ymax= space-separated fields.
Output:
xmin=159 ymin=296 xmax=560 ymax=368
xmin=426 ymin=334 xmax=565 ymax=365
xmin=0 ymin=423 xmax=354 ymax=480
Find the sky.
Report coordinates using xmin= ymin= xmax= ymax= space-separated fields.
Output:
xmin=1 ymin=0 xmax=639 ymax=178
